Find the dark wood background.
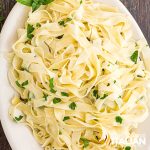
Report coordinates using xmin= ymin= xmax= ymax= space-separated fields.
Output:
xmin=0 ymin=0 xmax=150 ymax=149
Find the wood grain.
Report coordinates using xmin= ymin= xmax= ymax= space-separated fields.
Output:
xmin=0 ymin=0 xmax=150 ymax=150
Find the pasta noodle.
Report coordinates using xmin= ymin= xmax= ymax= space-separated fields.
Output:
xmin=8 ymin=0 xmax=150 ymax=149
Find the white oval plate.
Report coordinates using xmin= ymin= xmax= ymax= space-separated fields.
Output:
xmin=0 ymin=1 xmax=150 ymax=150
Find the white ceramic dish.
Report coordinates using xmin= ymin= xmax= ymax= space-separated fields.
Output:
xmin=0 ymin=1 xmax=150 ymax=150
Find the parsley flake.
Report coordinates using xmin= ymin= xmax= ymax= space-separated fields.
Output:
xmin=80 ymin=0 xmax=83 ymax=4
xmin=49 ymin=78 xmax=54 ymax=89
xmin=66 ymin=17 xmax=72 ymax=22
xmin=53 ymin=97 xmax=61 ymax=104
xmin=58 ymin=18 xmax=72 ymax=27
xmin=50 ymin=88 xmax=56 ymax=93
xmin=27 ymin=24 xmax=35 ymax=39
xmin=56 ymin=35 xmax=64 ymax=39
xmin=36 ymin=23 xmax=41 ymax=28
xmin=52 ymin=69 xmax=58 ymax=71
xmin=137 ymin=75 xmax=142 ymax=78
xmin=80 ymin=137 xmax=89 ymax=148
xmin=49 ymin=78 xmax=56 ymax=93
xmin=118 ymin=95 xmax=122 ymax=99
xmin=15 ymin=115 xmax=23 ymax=121
xmin=59 ymin=131 xmax=62 ymax=135
xmin=107 ymin=83 xmax=110 ymax=86
xmin=43 ymin=93 xmax=48 ymax=101
xmin=93 ymin=90 xmax=99 ymax=99
xmin=115 ymin=116 xmax=123 ymax=124
xmin=61 ymin=92 xmax=69 ymax=97
xmin=22 ymin=80 xmax=29 ymax=86
xmin=58 ymin=20 xmax=65 ymax=26
xmin=69 ymin=102 xmax=77 ymax=110
xmin=100 ymin=93 xmax=108 ymax=99
xmin=63 ymin=116 xmax=70 ymax=121
xmin=130 ymin=50 xmax=138 ymax=64
xmin=16 ymin=80 xmax=28 ymax=89
xmin=125 ymin=146 xmax=131 ymax=150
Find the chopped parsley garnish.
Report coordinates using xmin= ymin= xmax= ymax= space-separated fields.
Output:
xmin=61 ymin=92 xmax=69 ymax=97
xmin=107 ymin=83 xmax=110 ymax=86
xmin=94 ymin=119 xmax=98 ymax=121
xmin=49 ymin=78 xmax=54 ymax=89
xmin=139 ymin=96 xmax=144 ymax=100
xmin=63 ymin=116 xmax=70 ymax=121
xmin=115 ymin=116 xmax=123 ymax=124
xmin=137 ymin=75 xmax=142 ymax=78
xmin=27 ymin=24 xmax=35 ymax=39
xmin=93 ymin=91 xmax=109 ymax=100
xmin=58 ymin=20 xmax=65 ymax=26
xmin=15 ymin=115 xmax=23 ymax=121
xmin=52 ymin=69 xmax=58 ymax=71
xmin=130 ymin=50 xmax=138 ymax=64
xmin=36 ymin=23 xmax=41 ymax=28
xmin=16 ymin=80 xmax=28 ymax=89
xmin=56 ymin=35 xmax=64 ymax=39
xmin=49 ymin=78 xmax=56 ymax=93
xmin=80 ymin=137 xmax=89 ymax=148
xmin=69 ymin=102 xmax=77 ymax=110
xmin=114 ymin=80 xmax=116 ymax=84
xmin=125 ymin=146 xmax=131 ymax=150
xmin=22 ymin=80 xmax=29 ymax=86
xmin=93 ymin=90 xmax=99 ymax=99
xmin=16 ymin=0 xmax=54 ymax=12
xmin=43 ymin=93 xmax=48 ymax=101
xmin=66 ymin=17 xmax=72 ymax=22
xmin=58 ymin=18 xmax=72 ymax=27
xmin=53 ymin=97 xmax=61 ymax=104
xmin=100 ymin=93 xmax=108 ymax=99
xmin=50 ymin=88 xmax=56 ymax=93
xmin=59 ymin=131 xmax=62 ymax=135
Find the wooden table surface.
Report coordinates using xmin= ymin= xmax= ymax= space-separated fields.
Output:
xmin=0 ymin=0 xmax=150 ymax=149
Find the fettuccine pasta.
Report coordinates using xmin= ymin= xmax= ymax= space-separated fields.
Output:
xmin=8 ymin=0 xmax=150 ymax=150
